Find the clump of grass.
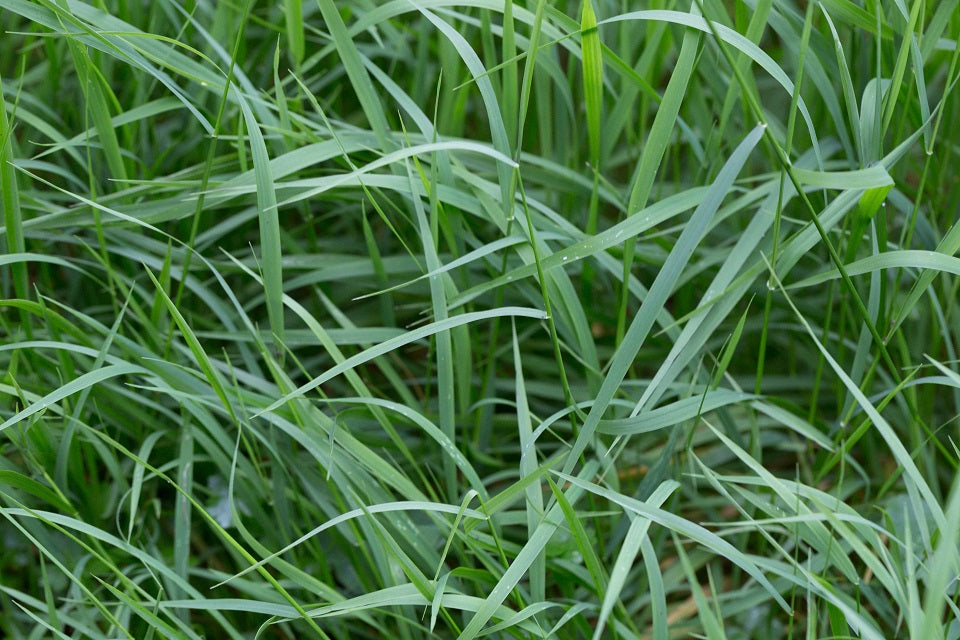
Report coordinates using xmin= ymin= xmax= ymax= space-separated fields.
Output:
xmin=2 ymin=1 xmax=960 ymax=638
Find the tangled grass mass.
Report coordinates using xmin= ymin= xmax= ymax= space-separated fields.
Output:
xmin=2 ymin=0 xmax=960 ymax=638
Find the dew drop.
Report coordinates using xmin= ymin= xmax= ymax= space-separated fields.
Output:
xmin=765 ymin=278 xmax=776 ymax=291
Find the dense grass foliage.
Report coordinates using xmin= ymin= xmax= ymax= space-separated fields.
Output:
xmin=2 ymin=0 xmax=960 ymax=637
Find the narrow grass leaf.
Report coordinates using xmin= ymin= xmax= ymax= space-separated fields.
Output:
xmin=581 ymin=0 xmax=602 ymax=167
xmin=235 ymin=88 xmax=284 ymax=348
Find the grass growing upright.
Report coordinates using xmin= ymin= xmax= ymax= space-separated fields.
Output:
xmin=2 ymin=1 xmax=960 ymax=638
